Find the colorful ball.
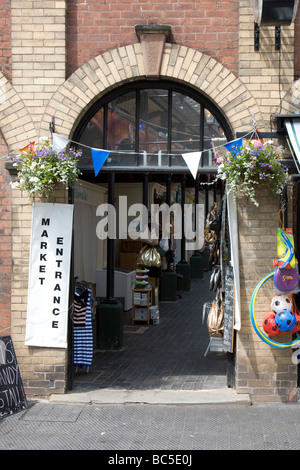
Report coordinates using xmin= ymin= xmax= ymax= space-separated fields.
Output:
xmin=270 ymin=294 xmax=293 ymax=314
xmin=275 ymin=309 xmax=297 ymax=332
xmin=290 ymin=315 xmax=300 ymax=334
xmin=262 ymin=313 xmax=281 ymax=336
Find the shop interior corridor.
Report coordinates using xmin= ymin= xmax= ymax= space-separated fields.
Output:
xmin=72 ymin=270 xmax=229 ymax=392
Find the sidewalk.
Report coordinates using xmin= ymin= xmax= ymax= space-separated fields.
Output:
xmin=1 ymin=399 xmax=300 ymax=450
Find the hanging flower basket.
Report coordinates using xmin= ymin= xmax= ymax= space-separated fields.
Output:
xmin=216 ymin=139 xmax=289 ymax=206
xmin=9 ymin=137 xmax=82 ymax=200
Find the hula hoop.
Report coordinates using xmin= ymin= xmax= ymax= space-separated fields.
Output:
xmin=249 ymin=271 xmax=300 ymax=349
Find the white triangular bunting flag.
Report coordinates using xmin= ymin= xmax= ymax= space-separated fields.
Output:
xmin=182 ymin=151 xmax=202 ymax=179
xmin=52 ymin=133 xmax=70 ymax=151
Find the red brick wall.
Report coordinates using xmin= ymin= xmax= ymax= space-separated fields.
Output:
xmin=0 ymin=131 xmax=11 ymax=335
xmin=0 ymin=0 xmax=11 ymax=80
xmin=66 ymin=0 xmax=239 ymax=77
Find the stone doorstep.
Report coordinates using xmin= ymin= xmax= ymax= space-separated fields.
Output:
xmin=49 ymin=388 xmax=252 ymax=406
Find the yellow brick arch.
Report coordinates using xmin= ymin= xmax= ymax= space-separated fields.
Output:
xmin=277 ymin=78 xmax=300 ymax=114
xmin=40 ymin=43 xmax=272 ymax=144
xmin=41 ymin=43 xmax=266 ymax=142
xmin=0 ymin=72 xmax=36 ymax=151
xmin=41 ymin=43 xmax=264 ymax=138
xmin=2 ymin=45 xmax=299 ymax=152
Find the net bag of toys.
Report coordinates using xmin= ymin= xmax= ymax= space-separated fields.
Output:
xmin=262 ymin=293 xmax=300 ymax=336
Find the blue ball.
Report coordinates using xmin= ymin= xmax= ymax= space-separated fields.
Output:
xmin=275 ymin=309 xmax=297 ymax=332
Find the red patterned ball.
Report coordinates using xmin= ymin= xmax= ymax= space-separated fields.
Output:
xmin=262 ymin=312 xmax=281 ymax=336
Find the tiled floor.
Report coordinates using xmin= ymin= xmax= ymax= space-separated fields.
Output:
xmin=72 ymin=271 xmax=229 ymax=392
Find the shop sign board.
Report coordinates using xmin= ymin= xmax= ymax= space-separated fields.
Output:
xmin=25 ymin=203 xmax=74 ymax=348
xmin=0 ymin=336 xmax=28 ymax=418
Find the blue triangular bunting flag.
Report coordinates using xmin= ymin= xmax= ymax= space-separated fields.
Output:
xmin=91 ymin=149 xmax=110 ymax=176
xmin=224 ymin=137 xmax=243 ymax=155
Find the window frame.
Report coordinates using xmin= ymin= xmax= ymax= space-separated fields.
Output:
xmin=72 ymin=79 xmax=233 ymax=173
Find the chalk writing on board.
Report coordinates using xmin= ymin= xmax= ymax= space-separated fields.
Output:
xmin=223 ymin=267 xmax=234 ymax=353
xmin=0 ymin=336 xmax=28 ymax=418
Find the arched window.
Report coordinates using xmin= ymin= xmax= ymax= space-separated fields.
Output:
xmin=73 ymin=80 xmax=232 ymax=173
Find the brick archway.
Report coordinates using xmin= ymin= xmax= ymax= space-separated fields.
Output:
xmin=2 ymin=45 xmax=300 ymax=152
xmin=41 ymin=43 xmax=265 ymax=141
xmin=0 ymin=73 xmax=36 ymax=150
xmin=277 ymin=78 xmax=300 ymax=114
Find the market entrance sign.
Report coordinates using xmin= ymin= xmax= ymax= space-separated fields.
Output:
xmin=25 ymin=203 xmax=73 ymax=348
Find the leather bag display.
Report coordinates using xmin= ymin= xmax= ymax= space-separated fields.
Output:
xmin=207 ymin=289 xmax=224 ymax=338
xmin=137 ymin=245 xmax=161 ymax=268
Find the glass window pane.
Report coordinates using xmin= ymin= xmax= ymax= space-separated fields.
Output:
xmin=171 ymin=92 xmax=201 ymax=166
xmin=139 ymin=89 xmax=168 ymax=166
xmin=76 ymin=84 xmax=230 ymax=172
xmin=107 ymin=91 xmax=137 ymax=166
xmin=79 ymin=107 xmax=104 ymax=170
xmin=202 ymin=109 xmax=227 ymax=167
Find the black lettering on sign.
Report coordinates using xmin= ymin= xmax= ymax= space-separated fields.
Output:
xmin=0 ymin=336 xmax=28 ymax=419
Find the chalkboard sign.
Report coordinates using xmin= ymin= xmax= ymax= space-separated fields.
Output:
xmin=223 ymin=266 xmax=235 ymax=353
xmin=0 ymin=336 xmax=28 ymax=418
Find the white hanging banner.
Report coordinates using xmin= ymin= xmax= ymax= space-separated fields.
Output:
xmin=182 ymin=151 xmax=202 ymax=179
xmin=25 ymin=203 xmax=74 ymax=348
xmin=52 ymin=133 xmax=70 ymax=151
xmin=227 ymin=191 xmax=241 ymax=330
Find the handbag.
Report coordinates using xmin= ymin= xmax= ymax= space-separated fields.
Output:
xmin=204 ymin=202 xmax=217 ymax=244
xmin=209 ymin=266 xmax=221 ymax=291
xmin=137 ymin=245 xmax=161 ymax=268
xmin=207 ymin=289 xmax=224 ymax=338
xmin=209 ymin=200 xmax=223 ymax=233
xmin=209 ymin=239 xmax=220 ymax=265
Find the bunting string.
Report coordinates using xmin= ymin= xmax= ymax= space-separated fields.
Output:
xmin=52 ymin=132 xmax=253 ymax=157
xmin=2 ymin=129 xmax=259 ymax=179
xmin=53 ymin=131 xmax=251 ymax=177
xmin=2 ymin=130 xmax=253 ymax=159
